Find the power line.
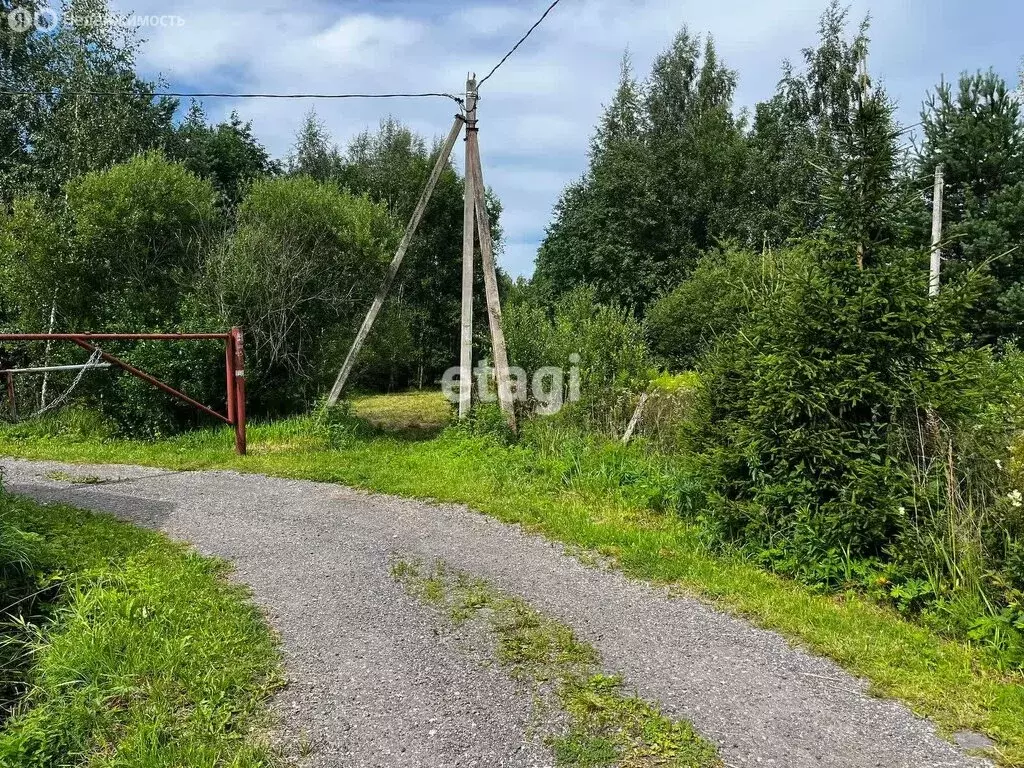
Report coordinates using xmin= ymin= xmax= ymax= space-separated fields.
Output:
xmin=478 ymin=0 xmax=562 ymax=88
xmin=0 ymin=89 xmax=465 ymax=104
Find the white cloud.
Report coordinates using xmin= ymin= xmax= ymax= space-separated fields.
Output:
xmin=111 ymin=0 xmax=934 ymax=277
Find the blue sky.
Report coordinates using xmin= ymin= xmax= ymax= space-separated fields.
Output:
xmin=105 ymin=0 xmax=1020 ymax=278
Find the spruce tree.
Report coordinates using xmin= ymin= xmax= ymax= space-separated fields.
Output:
xmin=535 ymin=54 xmax=655 ymax=311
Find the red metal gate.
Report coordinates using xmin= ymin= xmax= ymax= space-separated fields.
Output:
xmin=0 ymin=329 xmax=248 ymax=455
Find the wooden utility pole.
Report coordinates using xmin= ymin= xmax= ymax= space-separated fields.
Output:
xmin=459 ymin=76 xmax=478 ymax=419
xmin=325 ymin=76 xmax=517 ymax=426
xmin=930 ymin=163 xmax=945 ymax=297
xmin=327 ymin=114 xmax=465 ymax=407
xmin=467 ymin=122 xmax=516 ymax=430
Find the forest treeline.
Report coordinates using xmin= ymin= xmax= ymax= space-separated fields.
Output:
xmin=0 ymin=0 xmax=1023 ymax=671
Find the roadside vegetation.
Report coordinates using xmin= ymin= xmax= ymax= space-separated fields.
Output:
xmin=0 ymin=486 xmax=281 ymax=766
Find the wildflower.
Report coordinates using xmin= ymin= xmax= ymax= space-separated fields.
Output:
xmin=996 ymin=459 xmax=1004 ymax=471
xmin=897 ymin=505 xmax=906 ymax=516
xmin=1008 ymin=490 xmax=1023 ymax=508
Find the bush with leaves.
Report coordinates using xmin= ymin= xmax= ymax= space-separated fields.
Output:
xmin=207 ymin=176 xmax=398 ymax=414
xmin=0 ymin=153 xmax=223 ymax=434
xmin=505 ymin=286 xmax=649 ymax=434
xmin=646 ymin=245 xmax=804 ymax=369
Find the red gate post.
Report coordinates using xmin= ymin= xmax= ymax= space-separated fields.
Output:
xmin=231 ymin=327 xmax=247 ymax=456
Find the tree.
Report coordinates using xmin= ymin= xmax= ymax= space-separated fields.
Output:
xmin=287 ymin=109 xmax=343 ymax=183
xmin=536 ymin=38 xmax=748 ymax=315
xmin=207 ymin=176 xmax=397 ymax=412
xmin=167 ymin=103 xmax=280 ymax=208
xmin=643 ymin=34 xmax=747 ymax=286
xmin=0 ymin=0 xmax=49 ymax=202
xmin=739 ymin=2 xmax=900 ymax=250
xmin=1 ymin=0 xmax=177 ymax=199
xmin=699 ymin=7 xmax=977 ymax=571
xmin=535 ymin=55 xmax=655 ymax=311
xmin=917 ymin=69 xmax=1024 ymax=345
xmin=337 ymin=117 xmax=502 ymax=390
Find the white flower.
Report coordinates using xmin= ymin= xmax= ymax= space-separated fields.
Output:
xmin=897 ymin=505 xmax=907 ymax=516
xmin=1008 ymin=490 xmax=1023 ymax=508
xmin=996 ymin=459 xmax=1004 ymax=471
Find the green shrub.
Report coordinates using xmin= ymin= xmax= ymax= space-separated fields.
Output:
xmin=646 ymin=245 xmax=802 ymax=369
xmin=0 ymin=153 xmax=224 ymax=436
xmin=505 ymin=286 xmax=650 ymax=435
xmin=206 ymin=176 xmax=398 ymax=415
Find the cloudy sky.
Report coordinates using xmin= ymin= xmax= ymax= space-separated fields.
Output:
xmin=105 ymin=0 xmax=1019 ymax=278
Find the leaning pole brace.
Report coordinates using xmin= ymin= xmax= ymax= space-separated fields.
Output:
xmin=326 ymin=113 xmax=467 ymax=407
xmin=467 ymin=102 xmax=517 ymax=431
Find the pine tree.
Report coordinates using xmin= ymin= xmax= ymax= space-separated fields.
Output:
xmin=918 ymin=69 xmax=1024 ymax=345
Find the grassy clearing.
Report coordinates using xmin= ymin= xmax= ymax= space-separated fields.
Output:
xmin=391 ymin=558 xmax=721 ymax=767
xmin=1 ymin=408 xmax=1022 ymax=765
xmin=351 ymin=391 xmax=452 ymax=435
xmin=0 ymin=491 xmax=282 ymax=767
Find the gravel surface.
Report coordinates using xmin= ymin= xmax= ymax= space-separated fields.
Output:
xmin=2 ymin=458 xmax=994 ymax=768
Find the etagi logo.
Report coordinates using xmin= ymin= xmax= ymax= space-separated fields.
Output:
xmin=441 ymin=355 xmax=581 ymax=415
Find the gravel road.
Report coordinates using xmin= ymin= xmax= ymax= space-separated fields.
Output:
xmin=2 ymin=458 xmax=994 ymax=768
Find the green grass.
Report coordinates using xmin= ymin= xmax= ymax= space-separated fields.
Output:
xmin=0 ymin=491 xmax=282 ymax=767
xmin=392 ymin=558 xmax=721 ymax=767
xmin=351 ymin=391 xmax=453 ymax=435
xmin=1 ymin=411 xmax=1023 ymax=764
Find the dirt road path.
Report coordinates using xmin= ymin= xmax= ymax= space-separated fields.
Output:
xmin=3 ymin=458 xmax=991 ymax=768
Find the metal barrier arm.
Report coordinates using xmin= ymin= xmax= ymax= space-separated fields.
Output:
xmin=0 ymin=330 xmax=247 ymax=455
xmin=69 ymin=338 xmax=231 ymax=425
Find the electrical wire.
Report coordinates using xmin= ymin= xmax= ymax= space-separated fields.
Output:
xmin=477 ymin=0 xmax=562 ymax=88
xmin=0 ymin=89 xmax=465 ymax=104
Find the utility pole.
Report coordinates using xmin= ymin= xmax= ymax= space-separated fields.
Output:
xmin=325 ymin=76 xmax=518 ymax=427
xmin=459 ymin=75 xmax=478 ymax=419
xmin=930 ymin=163 xmax=945 ymax=297
xmin=327 ymin=114 xmax=465 ymax=406
xmin=467 ymin=122 xmax=516 ymax=431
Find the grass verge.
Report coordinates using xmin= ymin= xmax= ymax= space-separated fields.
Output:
xmin=0 ymin=490 xmax=282 ymax=766
xmin=391 ymin=558 xmax=721 ymax=767
xmin=0 ymin=407 xmax=1022 ymax=765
